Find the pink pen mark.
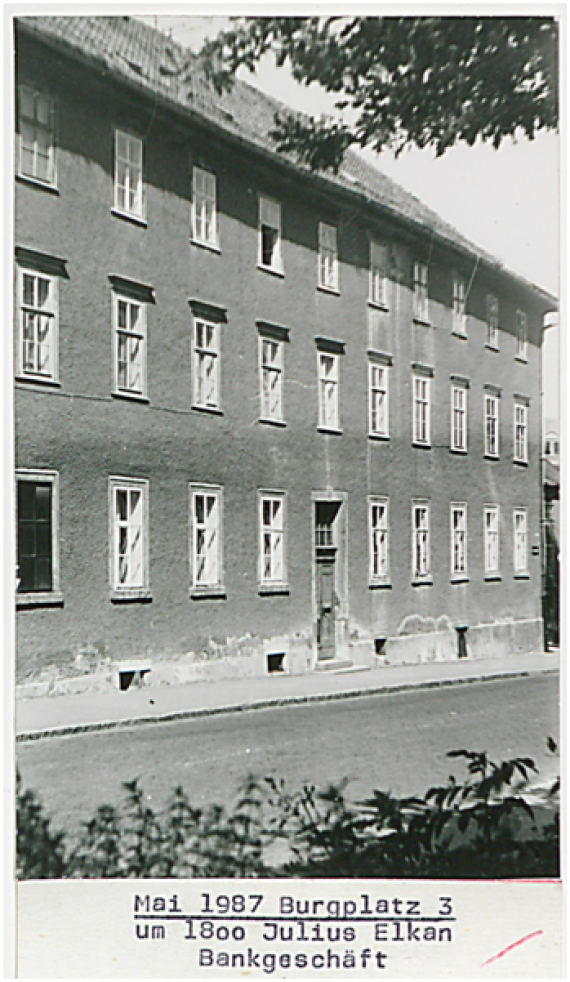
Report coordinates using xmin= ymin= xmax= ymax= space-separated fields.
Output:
xmin=481 ymin=930 xmax=543 ymax=968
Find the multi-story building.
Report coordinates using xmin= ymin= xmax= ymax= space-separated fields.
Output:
xmin=14 ymin=15 xmax=557 ymax=687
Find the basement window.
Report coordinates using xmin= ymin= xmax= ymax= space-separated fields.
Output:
xmin=267 ymin=652 xmax=285 ymax=674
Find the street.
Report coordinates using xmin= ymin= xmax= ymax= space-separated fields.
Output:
xmin=17 ymin=674 xmax=558 ymax=835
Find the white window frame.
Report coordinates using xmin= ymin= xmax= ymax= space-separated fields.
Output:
xmin=108 ymin=477 xmax=149 ymax=596
xmin=412 ymin=501 xmax=431 ymax=580
xmin=114 ymin=129 xmax=144 ymax=220
xmin=113 ymin=293 xmax=147 ymax=398
xmin=193 ymin=318 xmax=220 ymax=410
xmin=514 ymin=401 xmax=529 ymax=463
xmin=513 ymin=508 xmax=528 ymax=575
xmin=412 ymin=373 xmax=431 ymax=446
xmin=450 ymin=503 xmax=468 ymax=578
xmin=259 ymin=335 xmax=284 ymax=423
xmin=369 ymin=496 xmax=389 ymax=583
xmin=451 ymin=384 xmax=467 ymax=452
xmin=258 ymin=195 xmax=283 ymax=273
xmin=516 ymin=309 xmax=528 ymax=361
xmin=189 ymin=484 xmax=224 ymax=592
xmin=452 ymin=274 xmax=467 ymax=335
xmin=413 ymin=261 xmax=429 ymax=322
xmin=16 ymin=469 xmax=61 ymax=602
xmin=369 ymin=240 xmax=388 ymax=307
xmin=191 ymin=165 xmax=218 ymax=248
xmin=18 ymin=266 xmax=58 ymax=382
xmin=486 ymin=294 xmax=499 ymax=349
xmin=484 ymin=505 xmax=500 ymax=576
xmin=18 ymin=85 xmax=56 ymax=186
xmin=369 ymin=360 xmax=389 ymax=437
xmin=318 ymin=350 xmax=340 ymax=431
xmin=318 ymin=222 xmax=339 ymax=292
xmin=484 ymin=393 xmax=500 ymax=458
xmin=259 ymin=491 xmax=287 ymax=589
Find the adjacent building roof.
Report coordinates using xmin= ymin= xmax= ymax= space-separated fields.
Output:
xmin=17 ymin=14 xmax=557 ymax=309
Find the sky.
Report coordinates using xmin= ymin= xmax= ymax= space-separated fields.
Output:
xmin=138 ymin=13 xmax=560 ymax=423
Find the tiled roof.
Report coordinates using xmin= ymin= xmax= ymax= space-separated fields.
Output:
xmin=17 ymin=14 xmax=556 ymax=306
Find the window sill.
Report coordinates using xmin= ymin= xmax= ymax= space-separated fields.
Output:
xmin=16 ymin=174 xmax=59 ymax=195
xmin=412 ymin=441 xmax=432 ymax=450
xmin=450 ymin=576 xmax=470 ymax=585
xmin=412 ymin=317 xmax=431 ymax=327
xmin=485 ymin=343 xmax=500 ymax=352
xmin=514 ymin=458 xmax=529 ymax=467
xmin=317 ymin=425 xmax=342 ymax=435
xmin=369 ymin=432 xmax=390 ymax=442
xmin=411 ymin=577 xmax=433 ymax=587
xmin=110 ymin=590 xmax=152 ymax=603
xmin=514 ymin=572 xmax=531 ymax=580
xmin=369 ymin=579 xmax=392 ymax=590
xmin=317 ymin=284 xmax=340 ymax=296
xmin=258 ymin=584 xmax=290 ymax=596
xmin=367 ymin=299 xmax=389 ymax=312
xmin=112 ymin=391 xmax=149 ymax=404
xmin=15 ymin=375 xmax=61 ymax=389
xmin=450 ymin=447 xmax=468 ymax=455
xmin=484 ymin=574 xmax=502 ymax=582
xmin=111 ymin=207 xmax=147 ymax=228
xmin=259 ymin=417 xmax=286 ymax=428
xmin=192 ymin=404 xmax=224 ymax=416
xmin=451 ymin=329 xmax=468 ymax=340
xmin=190 ymin=587 xmax=227 ymax=600
xmin=484 ymin=453 xmax=500 ymax=461
xmin=16 ymin=591 xmax=63 ymax=609
xmin=257 ymin=263 xmax=284 ymax=278
xmin=191 ymin=238 xmax=221 ymax=254
xmin=515 ymin=356 xmax=529 ymax=364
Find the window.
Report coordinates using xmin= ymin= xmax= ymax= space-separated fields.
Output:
xmin=451 ymin=504 xmax=467 ymax=577
xmin=516 ymin=310 xmax=528 ymax=360
xmin=514 ymin=401 xmax=529 ymax=463
xmin=16 ymin=470 xmax=60 ymax=598
xmin=452 ymin=275 xmax=467 ymax=335
xmin=260 ymin=337 xmax=284 ymax=422
xmin=318 ymin=351 xmax=340 ymax=430
xmin=369 ymin=497 xmax=389 ymax=582
xmin=413 ymin=261 xmax=429 ymax=322
xmin=369 ymin=240 xmax=388 ymax=307
xmin=192 ymin=166 xmax=217 ymax=247
xmin=18 ymin=268 xmax=57 ymax=381
xmin=484 ymin=505 xmax=500 ymax=576
xmin=487 ymin=295 xmax=499 ymax=348
xmin=318 ymin=222 xmax=338 ymax=291
xmin=18 ymin=86 xmax=55 ymax=185
xmin=258 ymin=196 xmax=282 ymax=272
xmin=189 ymin=485 xmax=223 ymax=592
xmin=451 ymin=384 xmax=467 ymax=452
xmin=193 ymin=319 xmax=220 ymax=409
xmin=114 ymin=130 xmax=143 ymax=219
xmin=412 ymin=373 xmax=431 ymax=446
xmin=109 ymin=478 xmax=149 ymax=595
xmin=412 ymin=502 xmax=430 ymax=580
xmin=369 ymin=360 xmax=389 ymax=437
xmin=484 ymin=393 xmax=499 ymax=457
xmin=114 ymin=294 xmax=146 ymax=397
xmin=259 ymin=492 xmax=287 ymax=588
xmin=513 ymin=509 xmax=528 ymax=574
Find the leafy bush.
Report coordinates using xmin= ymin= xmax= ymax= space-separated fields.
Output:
xmin=17 ymin=744 xmax=559 ymax=880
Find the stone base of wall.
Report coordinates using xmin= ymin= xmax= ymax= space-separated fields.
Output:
xmin=16 ymin=619 xmax=544 ymax=701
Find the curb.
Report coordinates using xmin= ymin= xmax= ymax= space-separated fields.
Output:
xmin=16 ymin=665 xmax=558 ymax=743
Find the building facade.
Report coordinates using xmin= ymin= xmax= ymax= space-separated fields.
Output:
xmin=15 ymin=16 xmax=556 ymax=687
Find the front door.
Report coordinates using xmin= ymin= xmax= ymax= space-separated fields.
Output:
xmin=315 ymin=501 xmax=340 ymax=661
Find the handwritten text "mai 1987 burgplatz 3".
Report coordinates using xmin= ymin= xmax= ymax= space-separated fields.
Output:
xmin=132 ymin=891 xmax=455 ymax=972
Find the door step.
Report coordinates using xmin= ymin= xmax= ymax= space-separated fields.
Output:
xmin=314 ymin=659 xmax=370 ymax=674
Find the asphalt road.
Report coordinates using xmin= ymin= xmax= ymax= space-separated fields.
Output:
xmin=17 ymin=674 xmax=558 ymax=835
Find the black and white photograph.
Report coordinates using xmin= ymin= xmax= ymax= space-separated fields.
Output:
xmin=11 ymin=7 xmax=562 ymax=977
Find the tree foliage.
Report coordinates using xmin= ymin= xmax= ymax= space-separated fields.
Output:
xmin=201 ymin=16 xmax=558 ymax=171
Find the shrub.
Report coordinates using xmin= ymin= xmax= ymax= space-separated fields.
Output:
xmin=16 ymin=743 xmax=559 ymax=880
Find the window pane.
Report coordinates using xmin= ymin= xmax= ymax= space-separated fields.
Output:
xmin=35 ymin=484 xmax=51 ymax=520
